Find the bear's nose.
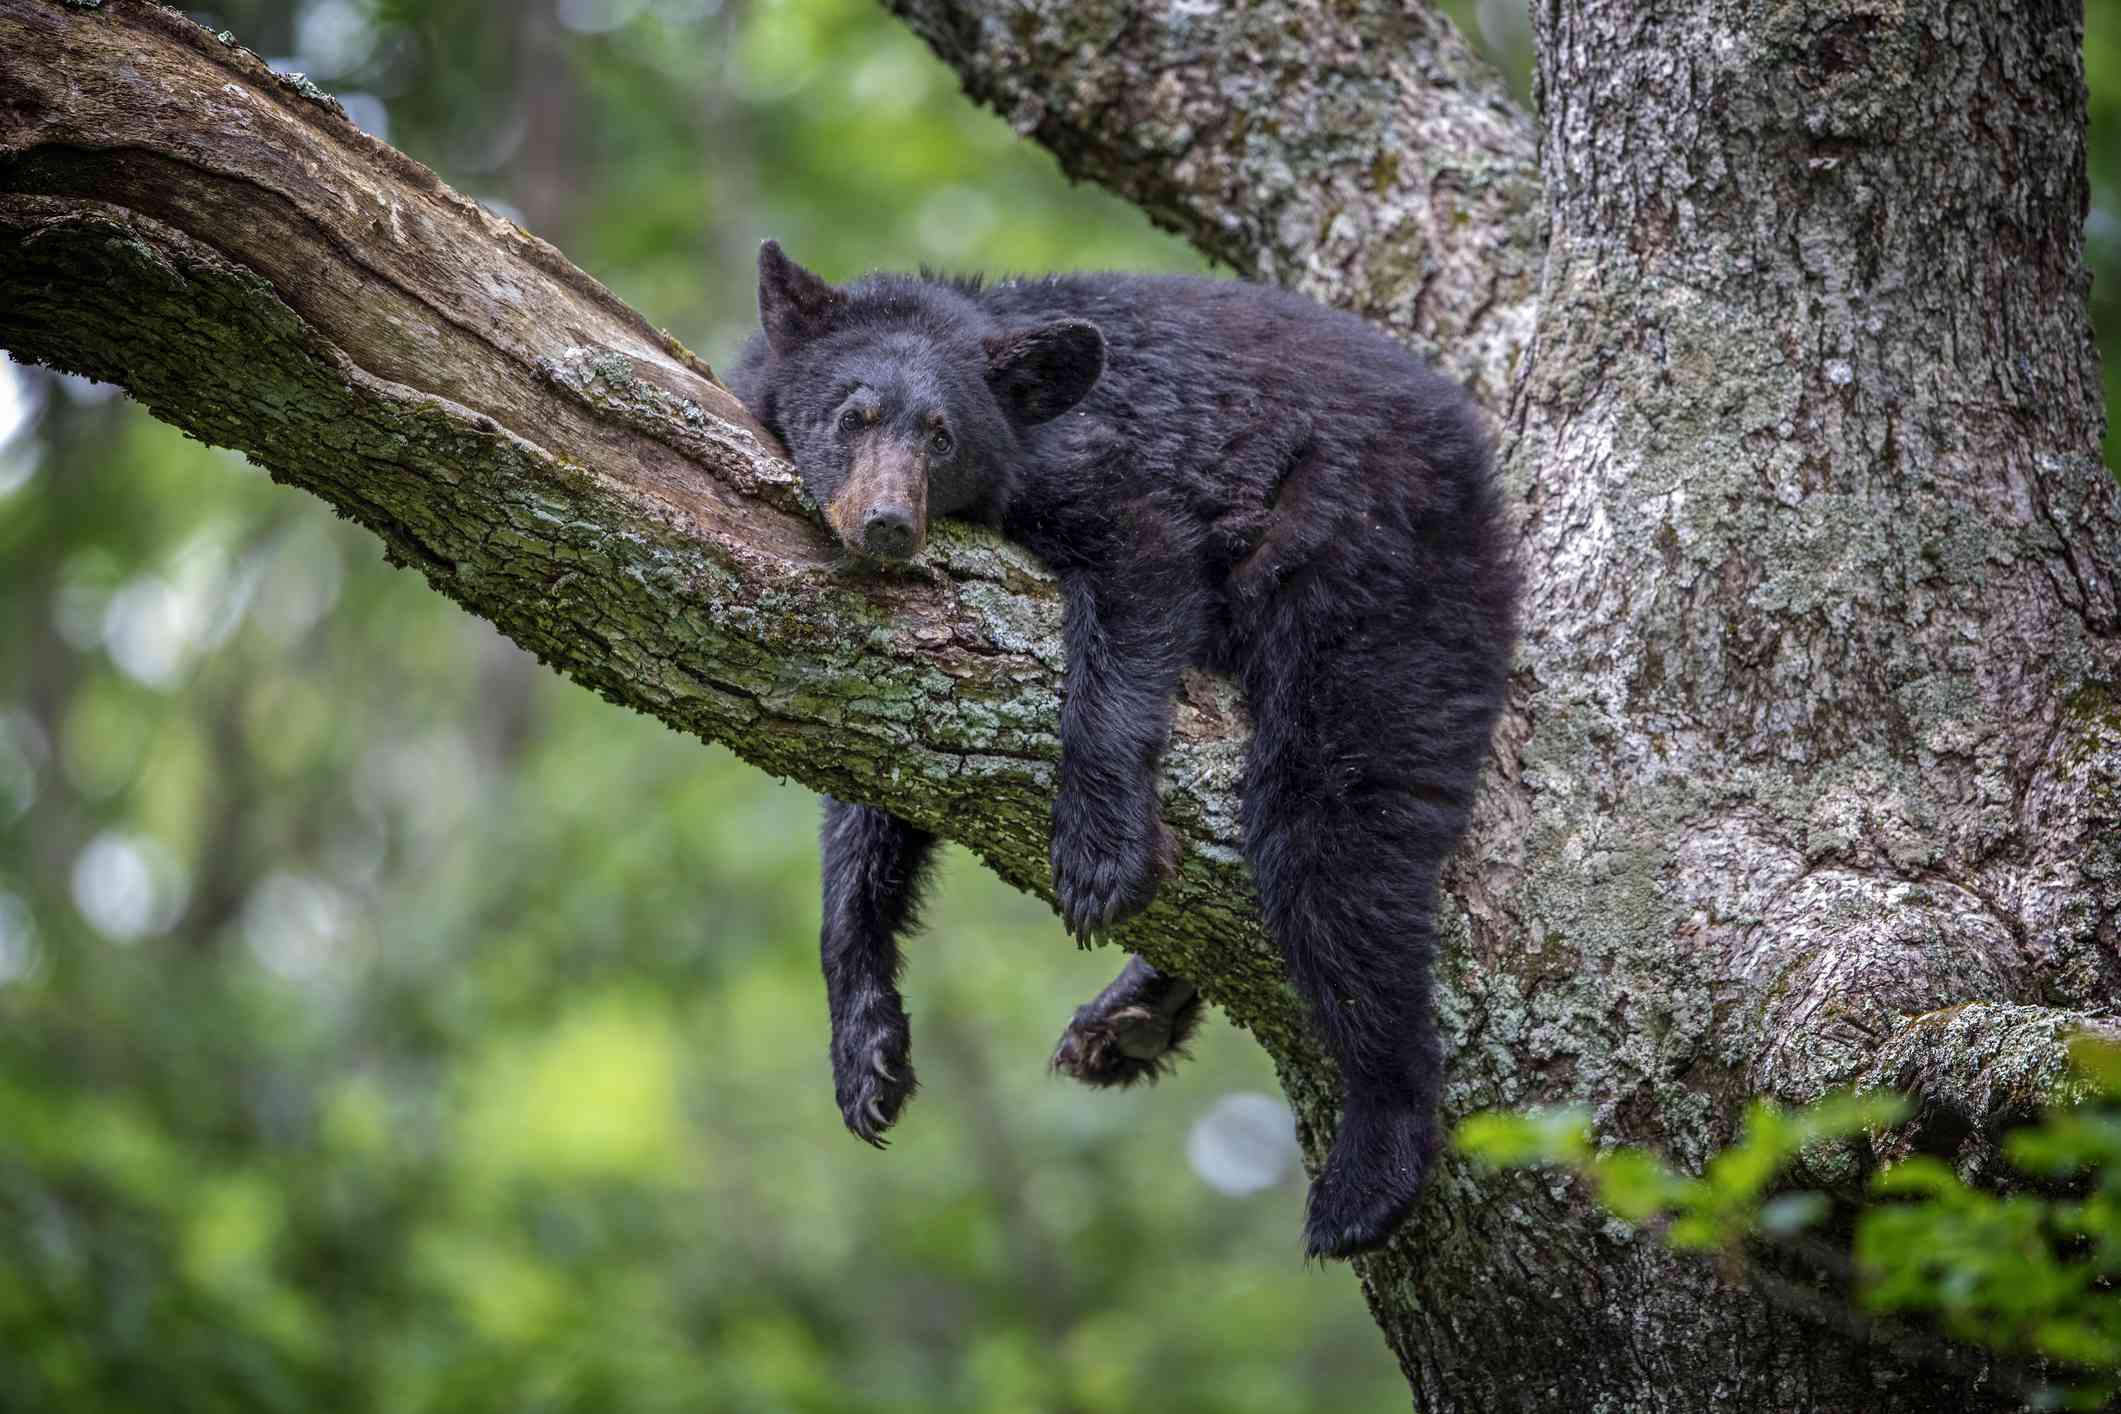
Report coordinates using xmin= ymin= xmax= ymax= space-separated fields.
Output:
xmin=861 ymin=506 xmax=918 ymax=560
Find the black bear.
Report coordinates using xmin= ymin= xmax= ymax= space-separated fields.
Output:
xmin=727 ymin=242 xmax=1518 ymax=1259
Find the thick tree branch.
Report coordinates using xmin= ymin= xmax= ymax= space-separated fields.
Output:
xmin=0 ymin=0 xmax=1304 ymax=1055
xmin=885 ymin=0 xmax=1543 ymax=409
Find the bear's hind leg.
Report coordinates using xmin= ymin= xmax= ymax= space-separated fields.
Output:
xmin=820 ymin=798 xmax=938 ymax=1146
xmin=1050 ymin=954 xmax=1203 ymax=1087
xmin=1239 ymin=616 xmax=1498 ymax=1259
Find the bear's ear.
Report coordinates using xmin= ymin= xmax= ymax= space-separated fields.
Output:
xmin=984 ymin=319 xmax=1105 ymax=425
xmin=757 ymin=240 xmax=844 ymax=355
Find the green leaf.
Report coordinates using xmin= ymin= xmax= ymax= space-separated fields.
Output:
xmin=1455 ymin=1108 xmax=1594 ymax=1166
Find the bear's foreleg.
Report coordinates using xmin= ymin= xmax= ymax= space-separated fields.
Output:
xmin=818 ymin=798 xmax=937 ymax=1145
xmin=1047 ymin=566 xmax=1197 ymax=942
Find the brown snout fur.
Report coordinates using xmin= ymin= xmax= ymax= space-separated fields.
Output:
xmin=825 ymin=442 xmax=929 ymax=557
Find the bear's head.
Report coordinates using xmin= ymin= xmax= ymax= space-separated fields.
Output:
xmin=751 ymin=241 xmax=1104 ymax=561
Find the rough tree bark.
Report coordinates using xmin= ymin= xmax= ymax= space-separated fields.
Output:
xmin=2 ymin=1 xmax=2116 ymax=1409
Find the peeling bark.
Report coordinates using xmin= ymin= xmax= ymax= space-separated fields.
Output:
xmin=4 ymin=1 xmax=2118 ymax=1409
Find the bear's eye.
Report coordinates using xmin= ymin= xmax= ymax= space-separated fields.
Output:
xmin=837 ymin=408 xmax=866 ymax=434
xmin=928 ymin=427 xmax=954 ymax=457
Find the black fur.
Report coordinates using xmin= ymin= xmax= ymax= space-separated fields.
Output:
xmin=1049 ymin=954 xmax=1204 ymax=1088
xmin=816 ymin=798 xmax=936 ymax=1146
xmin=728 ymin=243 xmax=1519 ymax=1259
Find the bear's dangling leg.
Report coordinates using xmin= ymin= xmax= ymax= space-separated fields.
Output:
xmin=819 ymin=797 xmax=937 ymax=1146
xmin=1050 ymin=954 xmax=1204 ymax=1087
xmin=1238 ymin=620 xmax=1494 ymax=1259
xmin=1045 ymin=564 xmax=1196 ymax=943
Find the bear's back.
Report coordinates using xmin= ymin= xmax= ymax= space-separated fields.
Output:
xmin=975 ymin=274 xmax=1482 ymax=489
xmin=963 ymin=273 xmax=1489 ymax=548
xmin=985 ymin=274 xmax=1451 ymax=401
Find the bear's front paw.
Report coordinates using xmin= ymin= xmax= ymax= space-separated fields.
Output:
xmin=832 ymin=1004 xmax=917 ymax=1148
xmin=1049 ymin=797 xmax=1177 ymax=945
xmin=1301 ymin=1102 xmax=1437 ymax=1260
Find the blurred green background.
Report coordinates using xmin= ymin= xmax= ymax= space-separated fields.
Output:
xmin=0 ymin=3 xmax=2112 ymax=1411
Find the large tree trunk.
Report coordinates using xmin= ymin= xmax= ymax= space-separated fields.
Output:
xmin=3 ymin=1 xmax=2116 ymax=1408
xmin=1416 ymin=1 xmax=2116 ymax=1405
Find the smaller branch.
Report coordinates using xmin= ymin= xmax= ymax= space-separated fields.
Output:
xmin=1858 ymin=1003 xmax=2121 ymax=1172
xmin=886 ymin=0 xmax=1544 ymax=409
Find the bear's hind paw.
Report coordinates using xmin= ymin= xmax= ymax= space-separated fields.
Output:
xmin=1050 ymin=991 xmax=1201 ymax=1088
xmin=1300 ymin=1105 xmax=1436 ymax=1260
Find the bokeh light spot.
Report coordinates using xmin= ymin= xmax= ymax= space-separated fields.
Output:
xmin=71 ymin=832 xmax=190 ymax=943
xmin=1186 ymin=1091 xmax=1302 ymax=1197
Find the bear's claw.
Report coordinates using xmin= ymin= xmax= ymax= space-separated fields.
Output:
xmin=1049 ymin=802 xmax=1176 ymax=945
xmin=832 ymin=1006 xmax=916 ymax=1148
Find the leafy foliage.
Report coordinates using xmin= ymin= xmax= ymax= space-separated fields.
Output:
xmin=1459 ymin=1042 xmax=2121 ymax=1408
